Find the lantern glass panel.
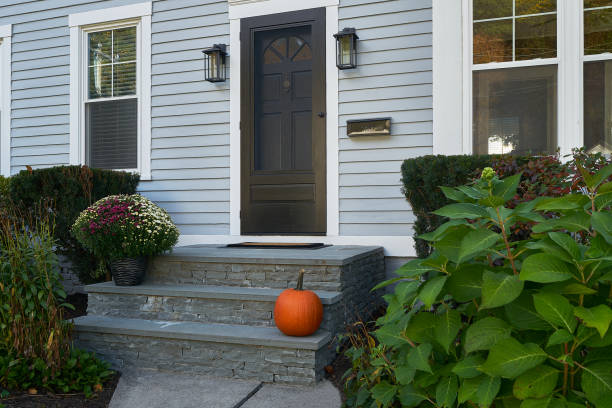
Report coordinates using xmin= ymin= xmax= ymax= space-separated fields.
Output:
xmin=340 ymin=36 xmax=352 ymax=66
xmin=210 ymin=52 xmax=218 ymax=79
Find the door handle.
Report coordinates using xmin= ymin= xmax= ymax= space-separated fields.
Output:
xmin=317 ymin=112 xmax=325 ymax=118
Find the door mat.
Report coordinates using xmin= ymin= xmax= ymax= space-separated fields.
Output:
xmin=226 ymin=242 xmax=327 ymax=249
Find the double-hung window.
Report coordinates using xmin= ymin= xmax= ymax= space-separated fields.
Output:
xmin=86 ymin=25 xmax=138 ymax=170
xmin=472 ymin=0 xmax=558 ymax=155
xmin=69 ymin=3 xmax=152 ymax=179
xmin=433 ymin=1 xmax=612 ymax=156
xmin=583 ymin=1 xmax=612 ymax=154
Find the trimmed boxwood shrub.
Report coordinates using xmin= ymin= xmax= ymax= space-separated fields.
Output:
xmin=9 ymin=165 xmax=139 ymax=283
xmin=402 ymin=151 xmax=608 ymax=258
xmin=401 ymin=155 xmax=494 ymax=258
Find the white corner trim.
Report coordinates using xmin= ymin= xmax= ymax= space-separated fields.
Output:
xmin=559 ymin=0 xmax=582 ymax=157
xmin=229 ymin=0 xmax=339 ymax=20
xmin=177 ymin=234 xmax=416 ymax=257
xmin=0 ymin=25 xmax=11 ymax=177
xmin=69 ymin=25 xmax=81 ymax=165
xmin=326 ymin=5 xmax=339 ymax=236
xmin=228 ymin=3 xmax=340 ymax=236
xmin=432 ymin=0 xmax=466 ymax=155
xmin=229 ymin=18 xmax=241 ymax=236
xmin=0 ymin=24 xmax=10 ymax=38
xmin=69 ymin=2 xmax=152 ymax=27
xmin=139 ymin=14 xmax=152 ymax=181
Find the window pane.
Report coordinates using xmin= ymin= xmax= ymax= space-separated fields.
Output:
xmin=473 ymin=20 xmax=513 ymax=64
xmin=89 ymin=30 xmax=112 ymax=66
xmin=86 ymin=98 xmax=138 ymax=170
xmin=515 ymin=14 xmax=557 ymax=60
xmin=585 ymin=0 xmax=612 ymax=8
xmin=515 ymin=0 xmax=556 ymax=16
xmin=473 ymin=65 xmax=557 ymax=155
xmin=585 ymin=8 xmax=612 ymax=55
xmin=113 ymin=27 xmax=136 ymax=62
xmin=584 ymin=61 xmax=612 ymax=154
xmin=113 ymin=62 xmax=137 ymax=96
xmin=473 ymin=0 xmax=512 ymax=20
xmin=88 ymin=65 xmax=112 ymax=99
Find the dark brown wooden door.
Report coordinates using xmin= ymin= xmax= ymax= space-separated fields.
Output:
xmin=241 ymin=9 xmax=326 ymax=235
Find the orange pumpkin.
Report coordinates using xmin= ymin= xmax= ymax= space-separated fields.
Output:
xmin=274 ymin=269 xmax=323 ymax=337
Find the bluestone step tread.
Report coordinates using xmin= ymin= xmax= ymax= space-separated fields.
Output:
xmin=73 ymin=315 xmax=330 ymax=350
xmin=163 ymin=245 xmax=383 ymax=265
xmin=85 ymin=282 xmax=342 ymax=305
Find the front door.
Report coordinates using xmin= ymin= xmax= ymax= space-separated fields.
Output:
xmin=241 ymin=8 xmax=326 ymax=235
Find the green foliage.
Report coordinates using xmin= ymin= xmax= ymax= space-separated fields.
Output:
xmin=401 ymin=152 xmax=605 ymax=258
xmin=0 ymin=204 xmax=70 ymax=372
xmin=0 ymin=348 xmax=113 ymax=397
xmin=9 ymin=165 xmax=139 ymax=283
xmin=0 ymin=205 xmax=113 ymax=396
xmin=401 ymin=154 xmax=493 ymax=258
xmin=71 ymin=194 xmax=179 ymax=260
xmin=344 ymin=165 xmax=612 ymax=408
xmin=0 ymin=176 xmax=9 ymax=208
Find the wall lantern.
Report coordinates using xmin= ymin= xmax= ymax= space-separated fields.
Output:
xmin=202 ymin=44 xmax=227 ymax=82
xmin=334 ymin=28 xmax=358 ymax=70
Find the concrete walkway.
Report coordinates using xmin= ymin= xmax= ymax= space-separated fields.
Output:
xmin=109 ymin=369 xmax=342 ymax=408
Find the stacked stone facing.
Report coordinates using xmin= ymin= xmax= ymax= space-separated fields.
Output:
xmin=73 ymin=245 xmax=385 ymax=385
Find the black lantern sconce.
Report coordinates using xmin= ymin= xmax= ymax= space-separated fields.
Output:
xmin=334 ymin=28 xmax=358 ymax=70
xmin=202 ymin=44 xmax=228 ymax=82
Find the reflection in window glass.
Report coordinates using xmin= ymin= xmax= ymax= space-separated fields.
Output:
xmin=473 ymin=20 xmax=513 ymax=64
xmin=113 ymin=27 xmax=136 ymax=62
xmin=473 ymin=65 xmax=557 ymax=155
xmin=585 ymin=8 xmax=612 ymax=55
xmin=473 ymin=0 xmax=512 ymax=20
xmin=585 ymin=0 xmax=612 ymax=8
xmin=515 ymin=0 xmax=556 ymax=16
xmin=584 ymin=61 xmax=612 ymax=154
xmin=88 ymin=27 xmax=137 ymax=99
xmin=515 ymin=14 xmax=557 ymax=60
xmin=473 ymin=0 xmax=557 ymax=64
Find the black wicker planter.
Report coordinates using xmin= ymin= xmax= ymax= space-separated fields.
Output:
xmin=110 ymin=257 xmax=147 ymax=286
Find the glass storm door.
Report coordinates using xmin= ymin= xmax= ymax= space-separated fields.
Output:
xmin=241 ymin=9 xmax=326 ymax=235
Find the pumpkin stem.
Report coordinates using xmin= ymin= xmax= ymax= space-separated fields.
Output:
xmin=296 ymin=269 xmax=305 ymax=291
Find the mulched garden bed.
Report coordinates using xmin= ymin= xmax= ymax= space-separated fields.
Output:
xmin=1 ymin=292 xmax=120 ymax=408
xmin=0 ymin=372 xmax=120 ymax=408
xmin=325 ymin=305 xmax=387 ymax=404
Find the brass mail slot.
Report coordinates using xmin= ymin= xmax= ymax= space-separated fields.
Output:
xmin=347 ymin=118 xmax=391 ymax=137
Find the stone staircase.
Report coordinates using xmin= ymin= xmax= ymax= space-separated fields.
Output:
xmin=73 ymin=245 xmax=385 ymax=385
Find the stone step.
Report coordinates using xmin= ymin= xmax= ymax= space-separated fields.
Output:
xmin=85 ymin=282 xmax=344 ymax=334
xmin=73 ymin=315 xmax=334 ymax=385
xmin=147 ymin=245 xmax=385 ymax=292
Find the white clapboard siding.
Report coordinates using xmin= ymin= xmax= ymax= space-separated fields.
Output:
xmin=0 ymin=0 xmax=433 ymax=238
xmin=0 ymin=0 xmax=231 ymax=235
xmin=338 ymin=0 xmax=432 ymax=236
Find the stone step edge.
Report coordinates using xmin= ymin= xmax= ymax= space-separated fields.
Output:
xmin=157 ymin=245 xmax=384 ymax=266
xmin=86 ymin=282 xmax=342 ymax=305
xmin=73 ymin=315 xmax=331 ymax=351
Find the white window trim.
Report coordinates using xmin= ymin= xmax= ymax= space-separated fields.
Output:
xmin=69 ymin=2 xmax=152 ymax=180
xmin=433 ymin=0 xmax=582 ymax=158
xmin=0 ymin=25 xmax=11 ymax=177
xmin=228 ymin=0 xmax=340 ymax=237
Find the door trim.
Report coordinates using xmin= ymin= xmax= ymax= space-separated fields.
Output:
xmin=229 ymin=5 xmax=339 ymax=236
xmin=228 ymin=4 xmax=340 ymax=236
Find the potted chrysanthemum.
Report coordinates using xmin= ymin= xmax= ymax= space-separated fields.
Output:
xmin=71 ymin=194 xmax=179 ymax=286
